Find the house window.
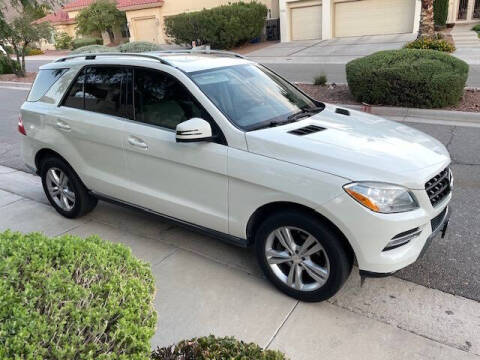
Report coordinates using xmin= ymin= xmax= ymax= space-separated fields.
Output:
xmin=474 ymin=0 xmax=480 ymax=18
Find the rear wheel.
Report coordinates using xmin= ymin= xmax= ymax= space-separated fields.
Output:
xmin=255 ymin=211 xmax=352 ymax=302
xmin=40 ymin=157 xmax=97 ymax=218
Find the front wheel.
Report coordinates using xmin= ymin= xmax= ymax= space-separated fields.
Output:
xmin=255 ymin=211 xmax=352 ymax=302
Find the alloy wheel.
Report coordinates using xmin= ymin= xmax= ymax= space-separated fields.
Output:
xmin=45 ymin=167 xmax=76 ymax=212
xmin=265 ymin=226 xmax=330 ymax=291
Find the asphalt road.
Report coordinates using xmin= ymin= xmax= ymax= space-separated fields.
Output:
xmin=0 ymin=86 xmax=479 ymax=301
xmin=24 ymin=59 xmax=480 ymax=87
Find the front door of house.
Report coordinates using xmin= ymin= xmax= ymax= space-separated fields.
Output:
xmin=456 ymin=0 xmax=480 ymax=21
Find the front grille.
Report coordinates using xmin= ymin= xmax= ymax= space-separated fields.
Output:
xmin=425 ymin=168 xmax=451 ymax=207
xmin=431 ymin=207 xmax=447 ymax=233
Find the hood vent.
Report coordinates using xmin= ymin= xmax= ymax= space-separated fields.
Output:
xmin=289 ymin=125 xmax=325 ymax=136
xmin=335 ymin=108 xmax=350 ymax=116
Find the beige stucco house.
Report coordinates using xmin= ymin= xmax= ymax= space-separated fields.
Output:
xmin=280 ymin=0 xmax=480 ymax=42
xmin=36 ymin=0 xmax=280 ymax=48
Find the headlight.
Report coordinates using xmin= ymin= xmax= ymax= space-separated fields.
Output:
xmin=344 ymin=182 xmax=418 ymax=213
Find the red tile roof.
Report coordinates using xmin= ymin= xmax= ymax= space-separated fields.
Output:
xmin=63 ymin=0 xmax=163 ymax=11
xmin=33 ymin=10 xmax=73 ymax=24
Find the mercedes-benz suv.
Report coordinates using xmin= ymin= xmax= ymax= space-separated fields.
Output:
xmin=20 ymin=50 xmax=452 ymax=302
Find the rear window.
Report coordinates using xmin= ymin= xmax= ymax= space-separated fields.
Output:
xmin=27 ymin=68 xmax=68 ymax=102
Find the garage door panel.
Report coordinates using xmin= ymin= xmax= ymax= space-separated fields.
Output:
xmin=335 ymin=0 xmax=415 ymax=37
xmin=291 ymin=5 xmax=322 ymax=40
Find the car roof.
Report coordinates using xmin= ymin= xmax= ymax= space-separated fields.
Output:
xmin=40 ymin=51 xmax=253 ymax=73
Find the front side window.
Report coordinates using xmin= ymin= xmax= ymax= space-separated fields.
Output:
xmin=27 ymin=68 xmax=68 ymax=102
xmin=63 ymin=66 xmax=128 ymax=118
xmin=190 ymin=64 xmax=321 ymax=130
xmin=133 ymin=68 xmax=211 ymax=130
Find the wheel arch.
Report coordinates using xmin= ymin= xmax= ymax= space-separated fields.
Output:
xmin=246 ymin=201 xmax=355 ymax=261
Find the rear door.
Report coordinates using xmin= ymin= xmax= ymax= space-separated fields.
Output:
xmin=57 ymin=66 xmax=130 ymax=198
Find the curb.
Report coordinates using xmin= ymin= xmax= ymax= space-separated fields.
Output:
xmin=0 ymin=80 xmax=33 ymax=86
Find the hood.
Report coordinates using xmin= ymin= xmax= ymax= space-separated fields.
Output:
xmin=245 ymin=104 xmax=450 ymax=189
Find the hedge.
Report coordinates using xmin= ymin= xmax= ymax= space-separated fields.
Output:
xmin=71 ymin=44 xmax=112 ymax=54
xmin=0 ymin=231 xmax=157 ymax=359
xmin=118 ymin=41 xmax=163 ymax=53
xmin=0 ymin=55 xmax=18 ymax=74
xmin=346 ymin=49 xmax=468 ymax=108
xmin=72 ymin=37 xmax=103 ymax=49
xmin=434 ymin=0 xmax=449 ymax=26
xmin=164 ymin=1 xmax=267 ymax=49
xmin=151 ymin=335 xmax=287 ymax=359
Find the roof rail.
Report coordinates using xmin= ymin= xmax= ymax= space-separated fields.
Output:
xmin=150 ymin=49 xmax=246 ymax=59
xmin=55 ymin=52 xmax=174 ymax=66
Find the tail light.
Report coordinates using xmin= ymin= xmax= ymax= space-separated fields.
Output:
xmin=18 ymin=115 xmax=26 ymax=136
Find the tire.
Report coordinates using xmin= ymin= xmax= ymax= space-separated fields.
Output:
xmin=255 ymin=210 xmax=352 ymax=302
xmin=40 ymin=157 xmax=97 ymax=218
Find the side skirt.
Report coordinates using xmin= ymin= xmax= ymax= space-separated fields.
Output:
xmin=90 ymin=191 xmax=250 ymax=248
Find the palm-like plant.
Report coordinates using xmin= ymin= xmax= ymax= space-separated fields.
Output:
xmin=420 ymin=0 xmax=435 ymax=37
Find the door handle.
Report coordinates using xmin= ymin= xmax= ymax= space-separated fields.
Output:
xmin=56 ymin=120 xmax=71 ymax=131
xmin=128 ymin=136 xmax=148 ymax=150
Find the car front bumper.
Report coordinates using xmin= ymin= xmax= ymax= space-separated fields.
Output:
xmin=317 ymin=189 xmax=452 ymax=274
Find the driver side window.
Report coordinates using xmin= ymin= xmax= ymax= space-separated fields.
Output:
xmin=133 ymin=68 xmax=210 ymax=130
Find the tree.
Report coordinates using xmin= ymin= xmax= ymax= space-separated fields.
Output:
xmin=419 ymin=0 xmax=435 ymax=37
xmin=76 ymin=0 xmax=126 ymax=44
xmin=0 ymin=5 xmax=52 ymax=76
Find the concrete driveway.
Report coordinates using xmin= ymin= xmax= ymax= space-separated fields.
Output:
xmin=248 ymin=33 xmax=416 ymax=64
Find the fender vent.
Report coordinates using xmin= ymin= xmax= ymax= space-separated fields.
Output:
xmin=335 ymin=108 xmax=350 ymax=116
xmin=289 ymin=125 xmax=325 ymax=136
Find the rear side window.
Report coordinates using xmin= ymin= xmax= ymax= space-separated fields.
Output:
xmin=63 ymin=66 xmax=129 ymax=118
xmin=27 ymin=69 xmax=68 ymax=102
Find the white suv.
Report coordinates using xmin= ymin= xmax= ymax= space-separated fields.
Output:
xmin=20 ymin=51 xmax=452 ymax=302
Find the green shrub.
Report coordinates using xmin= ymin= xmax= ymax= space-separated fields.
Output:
xmin=70 ymin=44 xmax=113 ymax=54
xmin=118 ymin=41 xmax=163 ymax=53
xmin=72 ymin=37 xmax=103 ymax=49
xmin=346 ymin=49 xmax=468 ymax=108
xmin=404 ymin=36 xmax=455 ymax=52
xmin=434 ymin=0 xmax=449 ymax=26
xmin=164 ymin=1 xmax=268 ymax=49
xmin=0 ymin=231 xmax=156 ymax=359
xmin=473 ymin=24 xmax=480 ymax=37
xmin=314 ymin=74 xmax=327 ymax=86
xmin=55 ymin=31 xmax=74 ymax=50
xmin=151 ymin=335 xmax=287 ymax=360
xmin=0 ymin=55 xmax=19 ymax=74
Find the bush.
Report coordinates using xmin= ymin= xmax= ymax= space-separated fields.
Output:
xmin=0 ymin=55 xmax=19 ymax=74
xmin=0 ymin=231 xmax=156 ymax=359
xmin=346 ymin=49 xmax=468 ymax=108
xmin=151 ymin=335 xmax=287 ymax=360
xmin=118 ymin=41 xmax=163 ymax=53
xmin=404 ymin=36 xmax=455 ymax=52
xmin=473 ymin=24 xmax=480 ymax=32
xmin=26 ymin=48 xmax=44 ymax=56
xmin=314 ymin=74 xmax=327 ymax=86
xmin=164 ymin=1 xmax=268 ymax=49
xmin=55 ymin=31 xmax=74 ymax=50
xmin=434 ymin=0 xmax=449 ymax=26
xmin=70 ymin=44 xmax=113 ymax=54
xmin=72 ymin=37 xmax=103 ymax=49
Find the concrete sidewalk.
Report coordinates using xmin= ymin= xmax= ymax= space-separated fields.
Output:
xmin=0 ymin=164 xmax=479 ymax=359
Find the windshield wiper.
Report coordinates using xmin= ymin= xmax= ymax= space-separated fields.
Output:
xmin=287 ymin=106 xmax=324 ymax=122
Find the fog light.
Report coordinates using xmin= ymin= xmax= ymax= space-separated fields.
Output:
xmin=383 ymin=228 xmax=422 ymax=251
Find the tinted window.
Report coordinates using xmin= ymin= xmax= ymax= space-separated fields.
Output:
xmin=134 ymin=68 xmax=210 ymax=130
xmin=27 ymin=68 xmax=68 ymax=102
xmin=84 ymin=67 xmax=126 ymax=117
xmin=63 ymin=68 xmax=85 ymax=109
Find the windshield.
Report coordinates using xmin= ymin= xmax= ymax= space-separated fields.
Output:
xmin=189 ymin=64 xmax=322 ymax=131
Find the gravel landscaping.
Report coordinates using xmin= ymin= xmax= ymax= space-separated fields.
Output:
xmin=0 ymin=72 xmax=36 ymax=83
xmin=298 ymin=83 xmax=480 ymax=113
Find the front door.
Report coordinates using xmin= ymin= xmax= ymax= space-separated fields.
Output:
xmin=122 ymin=67 xmax=229 ymax=233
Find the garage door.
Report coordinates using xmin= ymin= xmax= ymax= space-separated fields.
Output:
xmin=133 ymin=17 xmax=158 ymax=43
xmin=334 ymin=0 xmax=415 ymax=37
xmin=291 ymin=5 xmax=322 ymax=40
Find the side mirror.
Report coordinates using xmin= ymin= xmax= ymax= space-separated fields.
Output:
xmin=176 ymin=118 xmax=214 ymax=143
